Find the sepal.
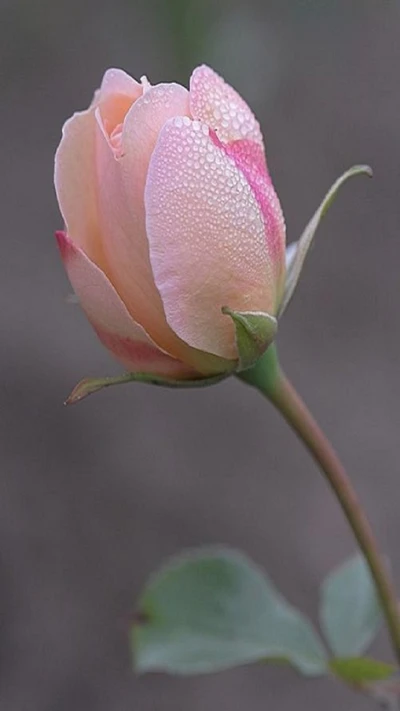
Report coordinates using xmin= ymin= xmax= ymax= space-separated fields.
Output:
xmin=66 ymin=371 xmax=229 ymax=404
xmin=278 ymin=165 xmax=373 ymax=317
xmin=222 ymin=307 xmax=277 ymax=371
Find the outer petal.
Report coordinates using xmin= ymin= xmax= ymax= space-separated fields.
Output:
xmin=145 ymin=117 xmax=276 ymax=360
xmin=54 ymin=109 xmax=108 ymax=271
xmin=54 ymin=69 xmax=142 ymax=270
xmin=221 ymin=137 xmax=286 ymax=296
xmin=190 ymin=65 xmax=263 ymax=146
xmin=55 ymin=232 xmax=198 ymax=378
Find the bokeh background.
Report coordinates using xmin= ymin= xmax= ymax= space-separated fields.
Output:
xmin=1 ymin=0 xmax=400 ymax=709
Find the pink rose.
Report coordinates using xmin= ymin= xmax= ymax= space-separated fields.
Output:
xmin=55 ymin=65 xmax=286 ymax=381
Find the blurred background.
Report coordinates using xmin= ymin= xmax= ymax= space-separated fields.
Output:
xmin=1 ymin=0 xmax=400 ymax=708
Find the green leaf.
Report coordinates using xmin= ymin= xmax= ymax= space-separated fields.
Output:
xmin=222 ymin=307 xmax=277 ymax=371
xmin=65 ymin=371 xmax=229 ymax=404
xmin=133 ymin=547 xmax=328 ymax=676
xmin=330 ymin=657 xmax=395 ymax=685
xmin=320 ymin=554 xmax=382 ymax=657
xmin=278 ymin=165 xmax=373 ymax=317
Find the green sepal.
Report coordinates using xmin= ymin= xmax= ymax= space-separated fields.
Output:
xmin=330 ymin=657 xmax=395 ymax=685
xmin=222 ymin=307 xmax=277 ymax=372
xmin=65 ymin=371 xmax=229 ymax=405
xmin=278 ymin=164 xmax=373 ymax=317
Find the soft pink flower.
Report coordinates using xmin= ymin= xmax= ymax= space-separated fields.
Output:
xmin=55 ymin=65 xmax=286 ymax=378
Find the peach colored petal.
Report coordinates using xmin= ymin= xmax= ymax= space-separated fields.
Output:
xmin=190 ymin=65 xmax=263 ymax=146
xmin=95 ymin=82 xmax=197 ymax=361
xmin=99 ymin=68 xmax=142 ymax=100
xmin=54 ymin=108 xmax=107 ymax=271
xmin=96 ymin=70 xmax=143 ymax=148
xmin=55 ymin=231 xmax=198 ymax=378
xmin=145 ymin=117 xmax=276 ymax=360
xmin=54 ymin=70 xmax=141 ymax=265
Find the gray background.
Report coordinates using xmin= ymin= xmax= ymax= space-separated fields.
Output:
xmin=1 ymin=0 xmax=399 ymax=708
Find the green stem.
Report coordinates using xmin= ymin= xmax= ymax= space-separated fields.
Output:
xmin=239 ymin=346 xmax=400 ymax=664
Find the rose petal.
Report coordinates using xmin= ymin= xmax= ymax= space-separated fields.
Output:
xmin=55 ymin=231 xmax=198 ymax=378
xmin=219 ymin=137 xmax=286 ymax=294
xmin=145 ymin=117 xmax=276 ymax=359
xmin=99 ymin=68 xmax=142 ymax=100
xmin=190 ymin=65 xmax=263 ymax=146
xmin=54 ymin=109 xmax=108 ymax=271
xmin=97 ymin=69 xmax=143 ymax=142
xmin=95 ymin=83 xmax=196 ymax=360
xmin=54 ymin=69 xmax=142 ymax=268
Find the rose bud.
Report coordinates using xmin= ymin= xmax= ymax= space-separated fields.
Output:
xmin=55 ymin=64 xmax=369 ymax=402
